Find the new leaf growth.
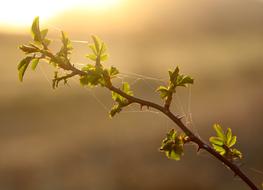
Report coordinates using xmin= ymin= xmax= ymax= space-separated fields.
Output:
xmin=156 ymin=66 xmax=193 ymax=109
xmin=210 ymin=124 xmax=242 ymax=161
xmin=160 ymin=129 xmax=189 ymax=160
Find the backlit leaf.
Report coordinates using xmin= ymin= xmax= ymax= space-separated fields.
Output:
xmin=40 ymin=29 xmax=48 ymax=40
xmin=109 ymin=66 xmax=119 ymax=76
xmin=100 ymin=54 xmax=108 ymax=61
xmin=18 ymin=56 xmax=33 ymax=81
xmin=209 ymin=137 xmax=224 ymax=146
xmin=212 ymin=144 xmax=226 ymax=155
xmin=213 ymin=124 xmax=225 ymax=140
xmin=228 ymin=136 xmax=237 ymax=148
xmin=156 ymin=86 xmax=169 ymax=99
xmin=86 ymin=54 xmax=97 ymax=61
xmin=31 ymin=16 xmax=41 ymax=42
xmin=226 ymin=128 xmax=232 ymax=146
xmin=31 ymin=58 xmax=39 ymax=70
xmin=91 ymin=35 xmax=101 ymax=53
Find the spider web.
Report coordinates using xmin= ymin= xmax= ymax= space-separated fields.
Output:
xmin=38 ymin=24 xmax=200 ymax=136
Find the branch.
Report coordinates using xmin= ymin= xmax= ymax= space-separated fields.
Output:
xmin=18 ymin=17 xmax=259 ymax=189
xmin=56 ymin=63 xmax=258 ymax=190
xmin=39 ymin=51 xmax=261 ymax=190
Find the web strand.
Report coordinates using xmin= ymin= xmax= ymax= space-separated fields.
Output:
xmin=187 ymin=86 xmax=200 ymax=137
xmin=39 ymin=64 xmax=52 ymax=87
xmin=42 ymin=24 xmax=196 ymax=128
xmin=71 ymin=78 xmax=110 ymax=113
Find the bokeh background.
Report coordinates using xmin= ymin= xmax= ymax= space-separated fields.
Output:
xmin=1 ymin=0 xmax=263 ymax=189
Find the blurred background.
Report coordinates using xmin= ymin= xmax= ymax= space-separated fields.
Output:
xmin=0 ymin=0 xmax=263 ymax=189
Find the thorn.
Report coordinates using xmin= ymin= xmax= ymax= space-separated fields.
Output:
xmin=197 ymin=144 xmax=206 ymax=152
xmin=178 ymin=115 xmax=184 ymax=120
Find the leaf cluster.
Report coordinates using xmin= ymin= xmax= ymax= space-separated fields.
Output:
xmin=80 ymin=36 xmax=118 ymax=88
xmin=86 ymin=35 xmax=108 ymax=66
xmin=18 ymin=17 xmax=74 ymax=83
xmin=210 ymin=124 xmax=242 ymax=161
xmin=56 ymin=31 xmax=73 ymax=62
xmin=160 ymin=129 xmax=188 ymax=160
xmin=110 ymin=82 xmax=133 ymax=117
xmin=156 ymin=66 xmax=193 ymax=106
xmin=31 ymin=16 xmax=51 ymax=47
xmin=18 ymin=17 xmax=51 ymax=81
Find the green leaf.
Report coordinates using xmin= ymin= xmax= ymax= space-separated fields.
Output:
xmin=43 ymin=39 xmax=51 ymax=47
xmin=61 ymin=31 xmax=72 ymax=49
xmin=19 ymin=45 xmax=37 ymax=54
xmin=112 ymin=91 xmax=125 ymax=103
xmin=31 ymin=58 xmax=39 ymax=70
xmin=156 ymin=86 xmax=169 ymax=99
xmin=210 ymin=124 xmax=242 ymax=160
xmin=100 ymin=54 xmax=108 ymax=61
xmin=61 ymin=31 xmax=68 ymax=44
xmin=122 ymin=82 xmax=133 ymax=96
xmin=177 ymin=75 xmax=194 ymax=87
xmin=58 ymin=31 xmax=72 ymax=58
xmin=86 ymin=54 xmax=97 ymax=61
xmin=18 ymin=56 xmax=32 ymax=70
xmin=169 ymin=67 xmax=179 ymax=83
xmin=31 ymin=16 xmax=41 ymax=42
xmin=226 ymin=128 xmax=232 ymax=146
xmin=109 ymin=104 xmax=122 ymax=118
xmin=158 ymin=66 xmax=194 ymax=102
xmin=109 ymin=66 xmax=119 ymax=77
xmin=81 ymin=64 xmax=95 ymax=71
xmin=169 ymin=151 xmax=181 ymax=161
xmin=18 ymin=56 xmax=33 ymax=81
xmin=160 ymin=129 xmax=185 ymax=161
xmin=213 ymin=124 xmax=225 ymax=140
xmin=110 ymin=82 xmax=133 ymax=117
xmin=40 ymin=29 xmax=48 ymax=40
xmin=228 ymin=136 xmax=237 ymax=148
xmin=100 ymin=42 xmax=107 ymax=54
xmin=79 ymin=69 xmax=104 ymax=87
xmin=231 ymin=148 xmax=242 ymax=159
xmin=166 ymin=129 xmax=177 ymax=140
xmin=209 ymin=137 xmax=224 ymax=146
xmin=91 ymin=35 xmax=101 ymax=54
xmin=88 ymin=44 xmax=97 ymax=55
xmin=212 ymin=144 xmax=226 ymax=155
xmin=81 ymin=66 xmax=105 ymax=87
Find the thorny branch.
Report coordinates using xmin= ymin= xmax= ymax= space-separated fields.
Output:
xmin=40 ymin=47 xmax=258 ymax=190
xmin=18 ymin=17 xmax=260 ymax=190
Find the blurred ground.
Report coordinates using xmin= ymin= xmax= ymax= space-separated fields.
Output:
xmin=0 ymin=0 xmax=263 ymax=190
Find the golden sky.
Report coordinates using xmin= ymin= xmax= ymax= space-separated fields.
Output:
xmin=0 ymin=0 xmax=123 ymax=33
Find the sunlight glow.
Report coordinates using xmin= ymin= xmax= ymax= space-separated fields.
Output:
xmin=0 ymin=0 xmax=121 ymax=31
